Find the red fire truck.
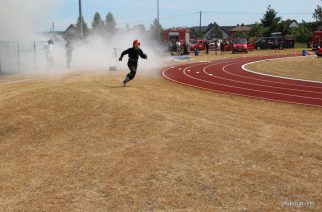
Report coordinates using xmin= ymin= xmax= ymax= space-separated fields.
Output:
xmin=162 ymin=28 xmax=190 ymax=51
xmin=312 ymin=31 xmax=322 ymax=51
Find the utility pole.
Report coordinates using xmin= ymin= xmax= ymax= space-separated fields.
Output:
xmin=79 ymin=0 xmax=84 ymax=39
xmin=157 ymin=0 xmax=160 ymax=42
xmin=199 ymin=11 xmax=202 ymax=39
xmin=51 ymin=22 xmax=55 ymax=32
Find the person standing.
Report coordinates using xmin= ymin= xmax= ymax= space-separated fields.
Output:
xmin=279 ymin=38 xmax=283 ymax=51
xmin=183 ymin=41 xmax=189 ymax=55
xmin=176 ymin=40 xmax=181 ymax=55
xmin=214 ymin=39 xmax=218 ymax=55
xmin=65 ymin=41 xmax=74 ymax=68
xmin=220 ymin=41 xmax=225 ymax=55
xmin=274 ymin=39 xmax=279 ymax=53
xmin=205 ymin=40 xmax=209 ymax=55
xmin=119 ymin=40 xmax=148 ymax=87
xmin=44 ymin=39 xmax=54 ymax=67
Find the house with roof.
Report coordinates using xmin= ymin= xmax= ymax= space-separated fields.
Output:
xmin=289 ymin=20 xmax=299 ymax=29
xmin=229 ymin=24 xmax=252 ymax=38
xmin=190 ymin=22 xmax=232 ymax=40
xmin=63 ymin=24 xmax=81 ymax=41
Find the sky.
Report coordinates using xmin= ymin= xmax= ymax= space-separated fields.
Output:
xmin=36 ymin=0 xmax=320 ymax=31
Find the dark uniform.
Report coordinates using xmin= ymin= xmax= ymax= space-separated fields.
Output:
xmin=119 ymin=46 xmax=147 ymax=86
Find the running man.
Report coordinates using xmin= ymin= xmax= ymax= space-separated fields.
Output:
xmin=119 ymin=40 xmax=148 ymax=87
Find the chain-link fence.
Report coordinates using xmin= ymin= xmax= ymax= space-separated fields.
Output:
xmin=0 ymin=41 xmax=48 ymax=74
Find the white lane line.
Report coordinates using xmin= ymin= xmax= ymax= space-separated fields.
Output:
xmin=223 ymin=62 xmax=322 ymax=90
xmin=202 ymin=62 xmax=322 ymax=94
xmin=221 ymin=56 xmax=322 ymax=89
xmin=180 ymin=62 xmax=322 ymax=101
xmin=242 ymin=56 xmax=322 ymax=84
xmin=162 ymin=67 xmax=322 ymax=108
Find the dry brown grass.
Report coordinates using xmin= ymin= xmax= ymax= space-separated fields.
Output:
xmin=0 ymin=50 xmax=321 ymax=211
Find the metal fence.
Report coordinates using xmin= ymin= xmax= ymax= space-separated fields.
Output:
xmin=0 ymin=41 xmax=47 ymax=74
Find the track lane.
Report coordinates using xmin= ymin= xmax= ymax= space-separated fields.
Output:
xmin=162 ymin=55 xmax=322 ymax=107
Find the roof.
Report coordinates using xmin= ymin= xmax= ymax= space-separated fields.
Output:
xmin=229 ymin=25 xmax=252 ymax=32
xmin=190 ymin=23 xmax=232 ymax=35
xmin=190 ymin=26 xmax=209 ymax=33
xmin=220 ymin=26 xmax=235 ymax=34
xmin=64 ymin=24 xmax=78 ymax=34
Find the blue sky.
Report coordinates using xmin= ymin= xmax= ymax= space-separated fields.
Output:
xmin=46 ymin=0 xmax=319 ymax=31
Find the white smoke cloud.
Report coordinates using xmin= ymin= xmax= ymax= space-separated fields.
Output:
xmin=0 ymin=0 xmax=167 ymax=76
xmin=0 ymin=0 xmax=64 ymax=40
xmin=69 ymin=31 xmax=167 ymax=77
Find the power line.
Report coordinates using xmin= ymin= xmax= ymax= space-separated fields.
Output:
xmin=117 ymin=12 xmax=199 ymax=26
xmin=160 ymin=12 xmax=199 ymax=20
xmin=40 ymin=9 xmax=314 ymax=31
xmin=204 ymin=11 xmax=312 ymax=15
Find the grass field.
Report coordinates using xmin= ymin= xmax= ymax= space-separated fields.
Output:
xmin=246 ymin=55 xmax=322 ymax=82
xmin=0 ymin=50 xmax=321 ymax=211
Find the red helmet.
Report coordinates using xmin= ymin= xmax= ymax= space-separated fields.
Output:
xmin=133 ymin=39 xmax=140 ymax=46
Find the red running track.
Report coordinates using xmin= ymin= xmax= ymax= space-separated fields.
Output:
xmin=162 ymin=55 xmax=322 ymax=108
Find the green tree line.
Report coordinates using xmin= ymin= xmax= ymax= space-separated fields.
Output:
xmin=249 ymin=3 xmax=322 ymax=43
xmin=76 ymin=11 xmax=162 ymax=40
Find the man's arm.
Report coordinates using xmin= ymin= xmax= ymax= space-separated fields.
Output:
xmin=139 ymin=49 xmax=147 ymax=59
xmin=119 ymin=49 xmax=130 ymax=61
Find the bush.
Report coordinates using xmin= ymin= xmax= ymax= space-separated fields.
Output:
xmin=292 ymin=25 xmax=312 ymax=43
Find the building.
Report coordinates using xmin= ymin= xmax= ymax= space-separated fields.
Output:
xmin=229 ymin=24 xmax=252 ymax=38
xmin=289 ymin=20 xmax=299 ymax=29
xmin=190 ymin=22 xmax=232 ymax=40
xmin=63 ymin=24 xmax=81 ymax=41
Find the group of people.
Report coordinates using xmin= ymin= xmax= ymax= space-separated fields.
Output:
xmin=43 ymin=39 xmax=74 ymax=69
xmin=174 ymin=40 xmax=226 ymax=56
xmin=208 ymin=40 xmax=226 ymax=55
xmin=176 ymin=40 xmax=225 ymax=55
xmin=175 ymin=40 xmax=189 ymax=55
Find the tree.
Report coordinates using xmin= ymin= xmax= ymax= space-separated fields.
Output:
xmin=105 ymin=12 xmax=116 ymax=34
xmin=313 ymin=0 xmax=322 ymax=22
xmin=293 ymin=24 xmax=312 ymax=43
xmin=133 ymin=24 xmax=146 ymax=34
xmin=261 ymin=5 xmax=282 ymax=27
xmin=92 ymin=12 xmax=105 ymax=34
xmin=149 ymin=18 xmax=162 ymax=40
xmin=76 ymin=16 xmax=90 ymax=37
xmin=249 ymin=22 xmax=266 ymax=38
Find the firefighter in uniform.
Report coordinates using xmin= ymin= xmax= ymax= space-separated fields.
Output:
xmin=119 ymin=40 xmax=148 ymax=87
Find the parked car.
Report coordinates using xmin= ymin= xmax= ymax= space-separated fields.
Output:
xmin=196 ymin=40 xmax=208 ymax=51
xmin=255 ymin=36 xmax=294 ymax=50
xmin=247 ymin=42 xmax=255 ymax=51
xmin=189 ymin=39 xmax=198 ymax=51
xmin=209 ymin=40 xmax=220 ymax=51
xmin=255 ymin=37 xmax=276 ymax=50
xmin=223 ymin=39 xmax=233 ymax=51
xmin=232 ymin=38 xmax=248 ymax=54
xmin=209 ymin=40 xmax=216 ymax=50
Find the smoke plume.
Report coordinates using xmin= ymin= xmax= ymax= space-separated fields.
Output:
xmin=0 ymin=0 xmax=167 ymax=76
